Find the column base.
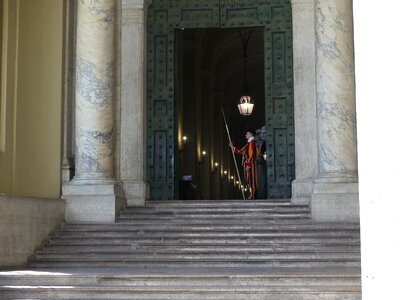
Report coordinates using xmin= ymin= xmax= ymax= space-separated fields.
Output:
xmin=62 ymin=181 xmax=126 ymax=223
xmin=311 ymin=181 xmax=359 ymax=223
xmin=291 ymin=178 xmax=314 ymax=205
xmin=61 ymin=163 xmax=74 ymax=183
xmin=122 ymin=180 xmax=149 ymax=206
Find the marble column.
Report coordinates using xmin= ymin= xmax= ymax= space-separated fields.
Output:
xmin=290 ymin=0 xmax=319 ymax=205
xmin=312 ymin=0 xmax=359 ymax=222
xmin=62 ymin=0 xmax=125 ymax=223
xmin=120 ymin=0 xmax=151 ymax=205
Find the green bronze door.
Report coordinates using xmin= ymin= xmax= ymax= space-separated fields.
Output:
xmin=147 ymin=0 xmax=294 ymax=200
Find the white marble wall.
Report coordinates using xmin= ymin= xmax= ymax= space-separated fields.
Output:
xmin=74 ymin=0 xmax=116 ymax=182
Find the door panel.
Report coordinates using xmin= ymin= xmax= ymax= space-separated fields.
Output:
xmin=265 ymin=3 xmax=294 ymax=198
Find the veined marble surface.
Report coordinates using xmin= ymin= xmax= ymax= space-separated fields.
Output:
xmin=75 ymin=0 xmax=116 ymax=180
xmin=315 ymin=0 xmax=358 ymax=176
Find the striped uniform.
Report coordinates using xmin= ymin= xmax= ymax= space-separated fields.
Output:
xmin=234 ymin=138 xmax=259 ymax=199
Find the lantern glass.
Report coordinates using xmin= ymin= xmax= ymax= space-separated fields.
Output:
xmin=238 ymin=95 xmax=254 ymax=116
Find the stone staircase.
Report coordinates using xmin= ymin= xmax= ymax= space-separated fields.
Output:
xmin=0 ymin=199 xmax=362 ymax=299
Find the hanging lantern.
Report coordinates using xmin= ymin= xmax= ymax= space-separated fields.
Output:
xmin=238 ymin=95 xmax=254 ymax=116
xmin=237 ymin=29 xmax=255 ymax=116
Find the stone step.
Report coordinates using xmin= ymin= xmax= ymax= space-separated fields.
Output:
xmin=0 ymin=285 xmax=362 ymax=300
xmin=144 ymin=199 xmax=292 ymax=205
xmin=119 ymin=211 xmax=312 ymax=217
xmin=33 ymin=250 xmax=360 ymax=260
xmin=115 ymin=219 xmax=314 ymax=225
xmin=47 ymin=237 xmax=360 ymax=246
xmin=53 ymin=227 xmax=360 ymax=235
xmin=50 ymin=231 xmax=359 ymax=239
xmin=0 ymin=267 xmax=362 ymax=287
xmin=35 ymin=249 xmax=360 ymax=258
xmin=122 ymin=207 xmax=311 ymax=214
xmin=28 ymin=260 xmax=360 ymax=269
xmin=117 ymin=213 xmax=312 ymax=220
xmin=116 ymin=218 xmax=313 ymax=223
xmin=127 ymin=208 xmax=311 ymax=215
xmin=54 ymin=228 xmax=360 ymax=235
xmin=60 ymin=223 xmax=359 ymax=231
xmin=40 ymin=244 xmax=360 ymax=253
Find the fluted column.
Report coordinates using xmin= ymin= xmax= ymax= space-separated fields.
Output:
xmin=312 ymin=0 xmax=359 ymax=222
xmin=63 ymin=0 xmax=125 ymax=223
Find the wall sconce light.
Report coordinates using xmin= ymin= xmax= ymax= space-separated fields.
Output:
xmin=223 ymin=170 xmax=228 ymax=176
xmin=230 ymin=176 xmax=234 ymax=181
xmin=212 ymin=162 xmax=219 ymax=174
xmin=198 ymin=150 xmax=207 ymax=164
xmin=180 ymin=136 xmax=188 ymax=153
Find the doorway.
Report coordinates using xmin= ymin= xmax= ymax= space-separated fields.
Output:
xmin=177 ymin=28 xmax=265 ymax=200
xmin=146 ymin=0 xmax=295 ymax=200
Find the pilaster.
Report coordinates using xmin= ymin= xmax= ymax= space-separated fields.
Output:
xmin=290 ymin=0 xmax=319 ymax=205
xmin=61 ymin=0 xmax=77 ymax=184
xmin=120 ymin=0 xmax=151 ymax=206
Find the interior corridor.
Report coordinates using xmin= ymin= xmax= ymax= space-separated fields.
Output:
xmin=177 ymin=28 xmax=266 ymax=200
